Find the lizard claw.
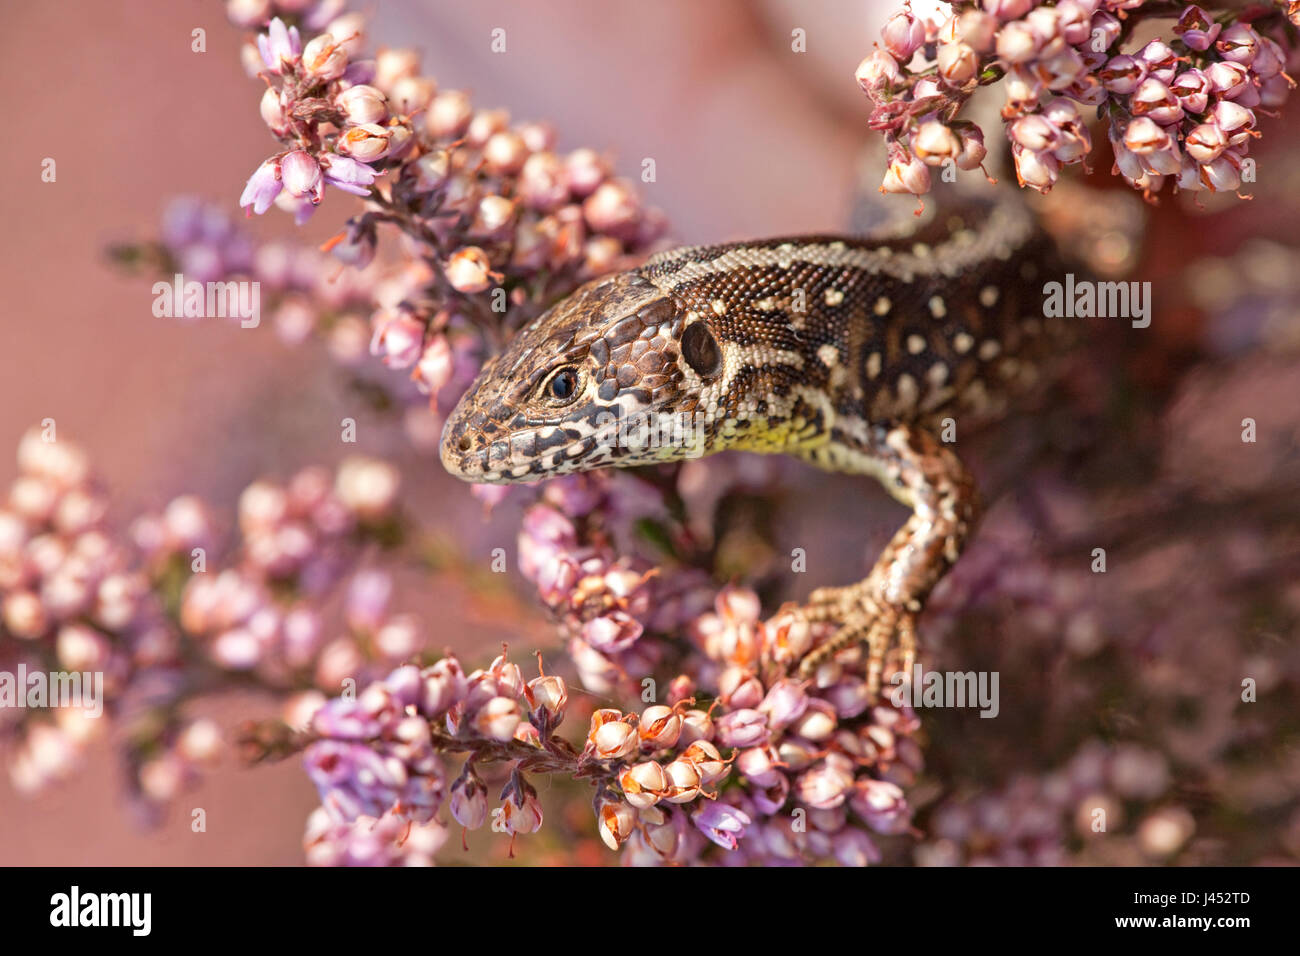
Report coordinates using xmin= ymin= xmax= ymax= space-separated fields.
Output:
xmin=790 ymin=586 xmax=913 ymax=696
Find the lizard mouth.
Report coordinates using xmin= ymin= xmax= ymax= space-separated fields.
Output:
xmin=441 ymin=401 xmax=696 ymax=484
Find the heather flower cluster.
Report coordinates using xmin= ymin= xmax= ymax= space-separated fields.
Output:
xmin=227 ymin=0 xmax=665 ymax=411
xmin=0 ymin=422 xmax=414 ymax=822
xmin=859 ymin=0 xmax=1297 ymax=201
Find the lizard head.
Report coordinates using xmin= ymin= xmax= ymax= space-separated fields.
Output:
xmin=440 ymin=271 xmax=726 ymax=484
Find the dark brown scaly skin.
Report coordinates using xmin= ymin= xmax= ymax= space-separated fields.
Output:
xmin=441 ymin=192 xmax=1074 ymax=693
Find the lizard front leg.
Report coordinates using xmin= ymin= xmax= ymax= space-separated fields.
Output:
xmin=794 ymin=421 xmax=980 ymax=694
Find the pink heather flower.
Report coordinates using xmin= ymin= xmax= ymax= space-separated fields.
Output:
xmin=682 ymin=740 xmax=728 ymax=785
xmin=338 ymin=123 xmax=392 ymax=163
xmin=757 ymin=678 xmax=808 ymax=729
xmin=790 ymin=698 xmax=838 ymax=742
xmin=411 ymin=335 xmax=454 ymax=395
xmin=619 ymin=761 xmax=668 ymax=809
xmin=500 ymin=787 xmax=543 ymax=835
xmin=1100 ymin=55 xmax=1146 ymax=95
xmin=239 ymin=159 xmax=283 ymax=215
xmin=880 ymin=147 xmax=931 ymax=196
xmin=597 ymin=797 xmax=636 ymax=850
xmin=581 ymin=610 xmax=643 ymax=654
xmin=854 ymin=50 xmax=901 ymax=100
xmin=953 ymin=123 xmax=987 ymax=171
xmin=336 ymin=84 xmax=388 ymax=125
xmin=1184 ymin=122 xmax=1229 ymax=164
xmin=1174 ymin=6 xmax=1222 ymax=52
xmin=445 ymin=247 xmax=493 ymax=294
xmin=935 ymin=41 xmax=978 ymax=86
xmin=473 ymin=696 xmax=522 ymax=742
xmin=1200 ymin=154 xmax=1242 ymax=192
xmin=661 ymin=758 xmax=703 ymax=803
xmin=1131 ymin=78 xmax=1184 ymax=126
xmin=524 ymin=673 xmax=568 ymax=724
xmin=420 ymin=658 xmax=468 ymax=716
xmin=1090 ymin=11 xmax=1121 ymax=51
xmin=693 ymin=802 xmax=750 ymax=850
xmin=881 ymin=11 xmax=925 ymax=62
xmin=996 ymin=21 xmax=1041 ymax=64
xmin=281 ymin=150 xmax=323 ymax=202
xmin=449 ymin=763 xmax=488 ymax=830
xmin=1213 ymin=100 xmax=1256 ymax=145
xmin=1170 ymin=69 xmax=1210 ymax=114
xmin=851 ymin=778 xmax=911 ymax=835
xmin=637 ymin=705 xmax=682 ymax=751
xmin=1137 ymin=40 xmax=1179 ymax=84
xmin=715 ymin=708 xmax=768 ymax=748
xmin=1216 ymin=23 xmax=1258 ymax=66
xmin=370 ymin=308 xmax=426 ymax=369
xmin=1010 ymin=115 xmax=1060 ymax=153
xmin=302 ymin=33 xmax=349 ymax=81
xmin=735 ymin=744 xmax=783 ymax=788
xmin=1205 ymin=59 xmax=1251 ymax=99
xmin=257 ymin=18 xmax=301 ymax=75
xmin=797 ymin=756 xmax=856 ymax=810
xmin=912 ymin=121 xmax=962 ymax=166
xmin=319 ymin=154 xmax=377 ymax=197
xmin=589 ymin=713 xmax=639 ymax=761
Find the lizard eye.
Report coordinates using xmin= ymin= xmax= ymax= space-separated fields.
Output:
xmin=544 ymin=366 xmax=581 ymax=404
xmin=682 ymin=321 xmax=721 ymax=378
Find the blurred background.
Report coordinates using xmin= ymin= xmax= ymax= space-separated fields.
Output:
xmin=1 ymin=0 xmax=1297 ymax=865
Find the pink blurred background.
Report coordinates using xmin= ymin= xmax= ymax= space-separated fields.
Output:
xmin=0 ymin=0 xmax=900 ymax=864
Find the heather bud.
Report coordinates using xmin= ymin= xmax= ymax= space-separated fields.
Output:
xmin=445 ymin=247 xmax=493 ymax=293
xmin=524 ymin=672 xmax=568 ymax=724
xmin=855 ymin=50 xmax=901 ymax=100
xmin=450 ymin=763 xmax=488 ymax=829
xmin=936 ymin=41 xmax=978 ymax=86
xmin=336 ymin=84 xmax=388 ymax=125
xmin=302 ymin=33 xmax=348 ymax=81
xmin=473 ymin=696 xmax=522 ymax=742
xmin=881 ymin=12 xmax=925 ymax=61
xmin=339 ymin=123 xmax=392 ymax=163
xmin=912 ymin=121 xmax=962 ymax=166
xmin=281 ymin=150 xmax=323 ymax=201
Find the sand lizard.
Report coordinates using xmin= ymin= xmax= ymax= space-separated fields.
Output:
xmin=439 ymin=191 xmax=1072 ymax=693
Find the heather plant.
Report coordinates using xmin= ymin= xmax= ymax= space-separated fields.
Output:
xmin=3 ymin=0 xmax=1298 ymax=866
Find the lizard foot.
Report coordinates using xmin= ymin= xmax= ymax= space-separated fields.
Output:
xmin=790 ymin=586 xmax=916 ymax=696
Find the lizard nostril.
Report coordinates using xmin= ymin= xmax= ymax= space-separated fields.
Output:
xmin=457 ymin=435 xmax=472 ymax=453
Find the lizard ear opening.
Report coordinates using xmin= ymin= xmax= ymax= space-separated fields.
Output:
xmin=682 ymin=321 xmax=721 ymax=378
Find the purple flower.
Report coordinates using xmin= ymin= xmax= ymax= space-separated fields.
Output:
xmin=714 ymin=708 xmax=769 ymax=748
xmin=257 ymin=17 xmax=301 ymax=75
xmin=1174 ymin=6 xmax=1221 ymax=52
xmin=693 ymin=802 xmax=751 ymax=850
xmin=238 ymin=159 xmax=282 ymax=215
xmin=320 ymin=154 xmax=378 ymax=198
